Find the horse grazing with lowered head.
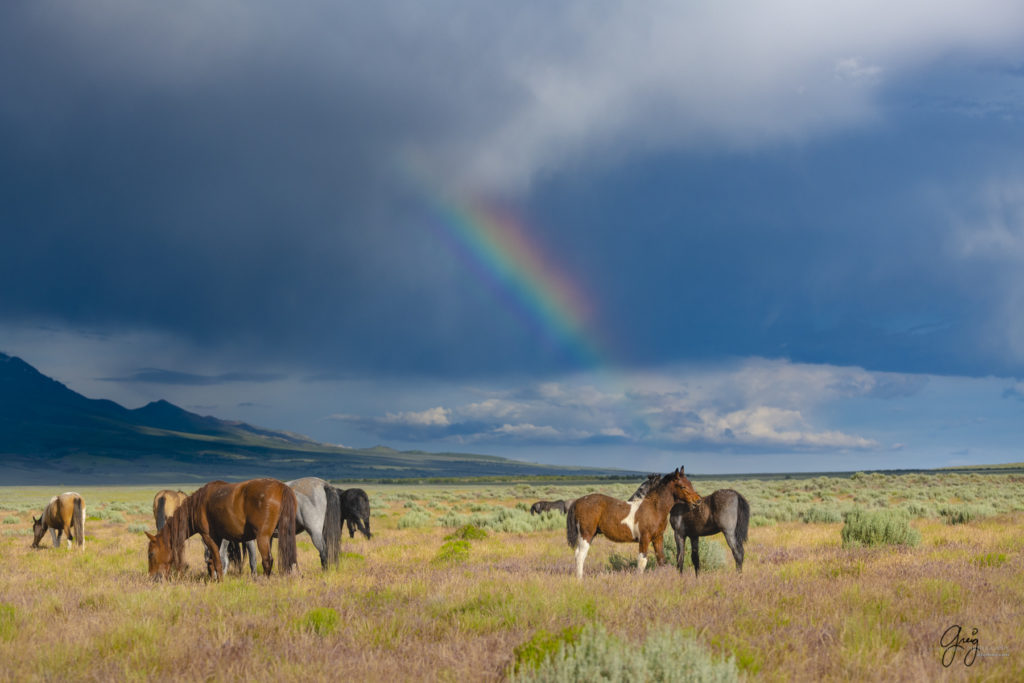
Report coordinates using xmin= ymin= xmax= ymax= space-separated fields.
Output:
xmin=32 ymin=492 xmax=85 ymax=549
xmin=340 ymin=488 xmax=371 ymax=539
xmin=530 ymin=500 xmax=568 ymax=515
xmin=145 ymin=479 xmax=298 ymax=581
xmin=283 ymin=477 xmax=343 ymax=567
xmin=153 ymin=489 xmax=188 ymax=531
xmin=566 ymin=468 xmax=701 ymax=579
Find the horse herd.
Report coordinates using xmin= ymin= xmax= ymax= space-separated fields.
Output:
xmin=29 ymin=467 xmax=750 ymax=580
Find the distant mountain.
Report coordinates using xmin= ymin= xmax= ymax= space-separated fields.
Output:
xmin=0 ymin=352 xmax=632 ymax=484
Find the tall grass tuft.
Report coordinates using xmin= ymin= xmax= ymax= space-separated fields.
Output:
xmin=841 ymin=509 xmax=920 ymax=548
xmin=296 ymin=607 xmax=340 ymax=636
xmin=511 ymin=623 xmax=738 ymax=682
xmin=0 ymin=603 xmax=16 ymax=642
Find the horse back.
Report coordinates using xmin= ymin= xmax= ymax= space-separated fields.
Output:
xmin=575 ymin=493 xmax=639 ymax=542
xmin=47 ymin=492 xmax=82 ymax=527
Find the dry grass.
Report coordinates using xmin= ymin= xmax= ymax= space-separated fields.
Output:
xmin=0 ymin=481 xmax=1021 ymax=681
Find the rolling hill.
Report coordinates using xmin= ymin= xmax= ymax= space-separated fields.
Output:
xmin=0 ymin=352 xmax=632 ymax=484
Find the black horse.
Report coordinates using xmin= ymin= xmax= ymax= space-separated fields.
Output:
xmin=670 ymin=489 xmax=749 ymax=576
xmin=530 ymin=500 xmax=568 ymax=515
xmin=339 ymin=488 xmax=372 ymax=539
xmin=629 ymin=475 xmax=749 ymax=576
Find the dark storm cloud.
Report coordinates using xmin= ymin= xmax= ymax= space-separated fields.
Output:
xmin=99 ymin=368 xmax=285 ymax=385
xmin=3 ymin=2 xmax=1024 ymax=382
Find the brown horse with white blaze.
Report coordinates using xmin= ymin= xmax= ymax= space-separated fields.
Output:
xmin=32 ymin=492 xmax=86 ymax=549
xmin=152 ymin=489 xmax=188 ymax=531
xmin=566 ymin=467 xmax=701 ymax=578
xmin=145 ymin=479 xmax=298 ymax=581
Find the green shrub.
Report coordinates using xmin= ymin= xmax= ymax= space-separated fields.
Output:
xmin=676 ymin=537 xmax=728 ymax=572
xmin=433 ymin=539 xmax=470 ymax=565
xmin=511 ymin=623 xmax=738 ymax=682
xmin=937 ymin=504 xmax=993 ymax=525
xmin=841 ymin=509 xmax=920 ymax=548
xmin=397 ymin=510 xmax=432 ymax=528
xmin=3 ymin=517 xmax=19 ymax=525
xmin=446 ymin=524 xmax=488 ymax=541
xmin=128 ymin=524 xmax=149 ymax=533
xmin=802 ymin=506 xmax=842 ymax=524
xmin=296 ymin=607 xmax=339 ymax=636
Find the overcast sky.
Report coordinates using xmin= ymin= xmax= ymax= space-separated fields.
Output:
xmin=3 ymin=1 xmax=1024 ymax=473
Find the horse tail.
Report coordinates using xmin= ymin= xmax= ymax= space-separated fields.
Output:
xmin=73 ymin=496 xmax=85 ymax=549
xmin=322 ymin=485 xmax=342 ymax=568
xmin=566 ymin=501 xmax=579 ymax=548
xmin=734 ymin=492 xmax=750 ymax=546
xmin=277 ymin=486 xmax=299 ymax=573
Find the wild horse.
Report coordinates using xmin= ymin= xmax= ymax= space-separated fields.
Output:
xmin=530 ymin=500 xmax=568 ymax=515
xmin=339 ymin=488 xmax=372 ymax=539
xmin=146 ymin=479 xmax=298 ymax=580
xmin=152 ymin=489 xmax=188 ymax=531
xmin=566 ymin=468 xmax=701 ymax=578
xmin=32 ymin=492 xmax=85 ymax=549
xmin=629 ymin=475 xmax=750 ymax=575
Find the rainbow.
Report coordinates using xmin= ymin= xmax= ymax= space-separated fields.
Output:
xmin=419 ymin=190 xmax=605 ymax=368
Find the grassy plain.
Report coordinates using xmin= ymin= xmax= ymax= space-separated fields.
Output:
xmin=0 ymin=473 xmax=1022 ymax=681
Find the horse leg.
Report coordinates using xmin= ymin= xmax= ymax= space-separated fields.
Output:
xmin=347 ymin=519 xmax=356 ymax=538
xmin=200 ymin=534 xmax=223 ymax=581
xmin=724 ymin=530 xmax=744 ymax=572
xmin=243 ymin=541 xmax=257 ymax=577
xmin=310 ymin=528 xmax=328 ymax=569
xmin=218 ymin=540 xmax=231 ymax=577
xmin=257 ymin=535 xmax=273 ymax=577
xmin=652 ymin=534 xmax=666 ymax=566
xmin=573 ymin=537 xmax=592 ymax=579
xmin=637 ymin=535 xmax=650 ymax=573
xmin=690 ymin=535 xmax=700 ymax=577
xmin=65 ymin=524 xmax=74 ymax=549
xmin=50 ymin=528 xmax=59 ymax=548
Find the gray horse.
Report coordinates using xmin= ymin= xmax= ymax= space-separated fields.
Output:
xmin=219 ymin=476 xmax=342 ymax=573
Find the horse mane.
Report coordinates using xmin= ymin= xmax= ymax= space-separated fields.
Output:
xmin=166 ymin=481 xmax=222 ymax=568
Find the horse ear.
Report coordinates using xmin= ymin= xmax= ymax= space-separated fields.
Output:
xmin=678 ymin=466 xmax=685 ymax=475
xmin=145 ymin=531 xmax=156 ymax=542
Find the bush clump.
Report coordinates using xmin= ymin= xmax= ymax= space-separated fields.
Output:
xmin=433 ymin=539 xmax=471 ymax=565
xmin=0 ymin=604 xmax=15 ymax=642
xmin=801 ymin=506 xmax=843 ymax=524
xmin=511 ymin=623 xmax=738 ymax=682
xmin=397 ymin=510 xmax=433 ymax=529
xmin=446 ymin=524 xmax=488 ymax=541
xmin=841 ymin=509 xmax=920 ymax=548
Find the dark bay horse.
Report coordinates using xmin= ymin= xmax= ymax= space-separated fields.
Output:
xmin=530 ymin=500 xmax=568 ymax=515
xmin=671 ymin=489 xmax=750 ymax=576
xmin=628 ymin=475 xmax=750 ymax=575
xmin=145 ymin=479 xmax=298 ymax=580
xmin=153 ymin=489 xmax=188 ymax=531
xmin=32 ymin=492 xmax=85 ymax=549
xmin=566 ymin=468 xmax=701 ymax=578
xmin=340 ymin=488 xmax=371 ymax=539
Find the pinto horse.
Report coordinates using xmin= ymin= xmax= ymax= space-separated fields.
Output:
xmin=152 ymin=489 xmax=188 ymax=531
xmin=32 ymin=492 xmax=85 ymax=549
xmin=145 ymin=479 xmax=298 ymax=580
xmin=566 ymin=468 xmax=701 ymax=578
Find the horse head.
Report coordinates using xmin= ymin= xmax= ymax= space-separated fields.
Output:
xmin=668 ymin=467 xmax=701 ymax=505
xmin=145 ymin=530 xmax=174 ymax=580
xmin=30 ymin=516 xmax=45 ymax=548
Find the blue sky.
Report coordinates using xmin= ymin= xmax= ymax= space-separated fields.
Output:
xmin=2 ymin=2 xmax=1024 ymax=473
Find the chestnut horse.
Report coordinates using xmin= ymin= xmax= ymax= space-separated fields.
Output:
xmin=32 ymin=492 xmax=85 ymax=549
xmin=152 ymin=489 xmax=188 ymax=531
xmin=566 ymin=468 xmax=701 ymax=578
xmin=145 ymin=479 xmax=298 ymax=580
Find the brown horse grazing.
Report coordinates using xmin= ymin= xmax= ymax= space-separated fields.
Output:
xmin=32 ymin=492 xmax=86 ymax=549
xmin=152 ymin=489 xmax=188 ymax=531
xmin=145 ymin=479 xmax=298 ymax=581
xmin=530 ymin=500 xmax=568 ymax=515
xmin=566 ymin=467 xmax=701 ymax=579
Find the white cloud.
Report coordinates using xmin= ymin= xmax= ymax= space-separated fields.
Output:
xmin=337 ymin=358 xmax=915 ymax=451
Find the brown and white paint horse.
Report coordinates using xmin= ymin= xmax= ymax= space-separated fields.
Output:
xmin=566 ymin=468 xmax=700 ymax=578
xmin=32 ymin=492 xmax=86 ymax=549
xmin=152 ymin=489 xmax=188 ymax=531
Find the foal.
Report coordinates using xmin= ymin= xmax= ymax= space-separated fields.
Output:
xmin=566 ymin=467 xmax=700 ymax=578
